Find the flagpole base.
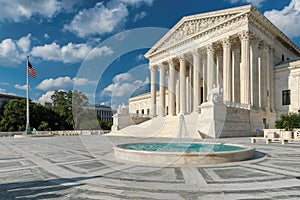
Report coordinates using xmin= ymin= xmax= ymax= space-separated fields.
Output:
xmin=24 ymin=123 xmax=32 ymax=135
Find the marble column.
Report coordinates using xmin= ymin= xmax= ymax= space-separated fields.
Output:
xmin=232 ymin=44 xmax=241 ymax=103
xmin=159 ymin=64 xmax=166 ymax=116
xmin=150 ymin=65 xmax=157 ymax=116
xmin=264 ymin=44 xmax=271 ymax=110
xmin=193 ymin=50 xmax=200 ymax=112
xmin=250 ymin=38 xmax=259 ymax=108
xmin=239 ymin=31 xmax=251 ymax=105
xmin=258 ymin=44 xmax=264 ymax=108
xmin=168 ymin=60 xmax=176 ymax=116
xmin=179 ymin=56 xmax=187 ymax=114
xmin=206 ymin=44 xmax=214 ymax=97
xmin=269 ymin=48 xmax=275 ymax=111
xmin=202 ymin=52 xmax=207 ymax=102
xmin=176 ymin=74 xmax=180 ymax=115
xmin=222 ymin=37 xmax=232 ymax=102
xmin=216 ymin=49 xmax=223 ymax=88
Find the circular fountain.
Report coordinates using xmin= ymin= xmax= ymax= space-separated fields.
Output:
xmin=113 ymin=142 xmax=255 ymax=165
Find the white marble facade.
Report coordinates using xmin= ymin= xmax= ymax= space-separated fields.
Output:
xmin=129 ymin=5 xmax=300 ymax=137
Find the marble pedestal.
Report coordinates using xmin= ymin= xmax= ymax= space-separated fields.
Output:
xmin=198 ymin=101 xmax=227 ymax=138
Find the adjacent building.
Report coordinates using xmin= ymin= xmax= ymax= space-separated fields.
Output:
xmin=86 ymin=104 xmax=114 ymax=122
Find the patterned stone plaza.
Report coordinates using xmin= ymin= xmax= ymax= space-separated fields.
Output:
xmin=1 ymin=135 xmax=300 ymax=199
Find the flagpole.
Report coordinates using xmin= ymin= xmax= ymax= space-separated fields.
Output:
xmin=24 ymin=56 xmax=31 ymax=135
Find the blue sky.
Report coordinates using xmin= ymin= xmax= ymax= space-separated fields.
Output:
xmin=0 ymin=0 xmax=299 ymax=109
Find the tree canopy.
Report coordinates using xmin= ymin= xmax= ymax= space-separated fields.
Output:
xmin=0 ymin=90 xmax=112 ymax=132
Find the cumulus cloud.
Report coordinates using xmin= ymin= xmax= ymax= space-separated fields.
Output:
xmin=264 ymin=0 xmax=300 ymax=38
xmin=36 ymin=76 xmax=94 ymax=91
xmin=64 ymin=0 xmax=155 ymax=37
xmin=64 ymin=2 xmax=128 ymax=38
xmin=121 ymin=0 xmax=154 ymax=7
xmin=14 ymin=84 xmax=27 ymax=90
xmin=38 ymin=90 xmax=55 ymax=104
xmin=112 ymin=73 xmax=132 ymax=83
xmin=134 ymin=11 xmax=147 ymax=22
xmin=227 ymin=0 xmax=265 ymax=7
xmin=0 ymin=88 xmax=16 ymax=96
xmin=0 ymin=0 xmax=60 ymax=22
xmin=101 ymin=72 xmax=149 ymax=98
xmin=0 ymin=34 xmax=32 ymax=66
xmin=16 ymin=34 xmax=31 ymax=53
xmin=0 ymin=0 xmax=82 ymax=22
xmin=31 ymin=42 xmax=113 ymax=63
xmin=135 ymin=54 xmax=145 ymax=62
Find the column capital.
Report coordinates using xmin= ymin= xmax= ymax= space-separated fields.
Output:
xmin=149 ymin=65 xmax=157 ymax=72
xmin=250 ymin=37 xmax=259 ymax=47
xmin=192 ymin=49 xmax=200 ymax=57
xmin=221 ymin=37 xmax=231 ymax=48
xmin=238 ymin=30 xmax=251 ymax=41
xmin=178 ymin=56 xmax=187 ymax=64
xmin=159 ymin=64 xmax=168 ymax=71
xmin=205 ymin=44 xmax=214 ymax=53
xmin=167 ymin=59 xmax=174 ymax=66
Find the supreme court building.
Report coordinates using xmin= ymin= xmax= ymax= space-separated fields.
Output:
xmin=129 ymin=5 xmax=300 ymax=138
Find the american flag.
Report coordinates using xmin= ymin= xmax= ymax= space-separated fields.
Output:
xmin=28 ymin=61 xmax=37 ymax=79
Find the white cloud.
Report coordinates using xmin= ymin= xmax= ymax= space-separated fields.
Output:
xmin=121 ymin=0 xmax=154 ymax=7
xmin=64 ymin=2 xmax=128 ymax=38
xmin=101 ymin=72 xmax=148 ymax=98
xmin=14 ymin=84 xmax=27 ymax=90
xmin=0 ymin=0 xmax=61 ymax=22
xmin=135 ymin=54 xmax=145 ymax=62
xmin=0 ymin=34 xmax=32 ymax=66
xmin=31 ymin=42 xmax=113 ymax=63
xmin=36 ymin=76 xmax=94 ymax=91
xmin=112 ymin=73 xmax=132 ymax=83
xmin=264 ymin=0 xmax=300 ymax=38
xmin=0 ymin=88 xmax=16 ymax=96
xmin=0 ymin=0 xmax=82 ymax=22
xmin=17 ymin=34 xmax=31 ymax=53
xmin=227 ymin=0 xmax=265 ymax=7
xmin=44 ymin=33 xmax=50 ymax=39
xmin=38 ymin=90 xmax=55 ymax=104
xmin=0 ymin=88 xmax=6 ymax=93
xmin=134 ymin=11 xmax=147 ymax=22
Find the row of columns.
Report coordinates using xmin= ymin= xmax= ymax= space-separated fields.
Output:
xmin=150 ymin=31 xmax=275 ymax=117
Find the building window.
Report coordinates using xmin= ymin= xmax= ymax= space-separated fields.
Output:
xmin=141 ymin=109 xmax=144 ymax=114
xmin=282 ymin=90 xmax=290 ymax=105
xmin=147 ymin=109 xmax=150 ymax=115
xmin=282 ymin=55 xmax=284 ymax=61
xmin=136 ymin=110 xmax=139 ymax=114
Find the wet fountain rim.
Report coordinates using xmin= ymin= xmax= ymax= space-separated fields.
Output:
xmin=114 ymin=142 xmax=255 ymax=155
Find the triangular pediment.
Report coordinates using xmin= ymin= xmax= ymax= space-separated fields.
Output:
xmin=145 ymin=5 xmax=252 ymax=58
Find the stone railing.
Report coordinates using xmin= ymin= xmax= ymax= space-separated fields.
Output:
xmin=263 ymin=129 xmax=300 ymax=140
xmin=224 ymin=101 xmax=251 ymax=109
xmin=0 ymin=130 xmax=110 ymax=137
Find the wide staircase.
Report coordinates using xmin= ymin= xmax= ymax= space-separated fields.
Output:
xmin=110 ymin=113 xmax=201 ymax=139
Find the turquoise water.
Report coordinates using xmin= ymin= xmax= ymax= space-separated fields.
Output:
xmin=119 ymin=143 xmax=244 ymax=152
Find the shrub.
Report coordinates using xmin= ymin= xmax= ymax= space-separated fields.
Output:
xmin=275 ymin=113 xmax=300 ymax=131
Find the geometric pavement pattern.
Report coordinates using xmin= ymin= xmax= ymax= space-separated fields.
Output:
xmin=0 ymin=135 xmax=300 ymax=200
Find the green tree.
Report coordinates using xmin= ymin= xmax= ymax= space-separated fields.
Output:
xmin=275 ymin=113 xmax=300 ymax=131
xmin=0 ymin=99 xmax=59 ymax=132
xmin=51 ymin=90 xmax=88 ymax=130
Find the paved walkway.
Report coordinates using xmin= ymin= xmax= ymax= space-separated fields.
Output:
xmin=0 ymin=135 xmax=300 ymax=199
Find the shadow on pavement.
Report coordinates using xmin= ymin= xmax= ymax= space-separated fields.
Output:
xmin=0 ymin=175 xmax=102 ymax=200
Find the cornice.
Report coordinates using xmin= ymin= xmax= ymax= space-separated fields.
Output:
xmin=145 ymin=5 xmax=300 ymax=64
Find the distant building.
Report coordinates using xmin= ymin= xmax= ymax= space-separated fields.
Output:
xmin=85 ymin=104 xmax=115 ymax=122
xmin=0 ymin=93 xmax=26 ymax=118
xmin=0 ymin=93 xmax=25 ymax=108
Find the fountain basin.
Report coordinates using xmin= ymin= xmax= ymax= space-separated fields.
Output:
xmin=114 ymin=142 xmax=255 ymax=165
